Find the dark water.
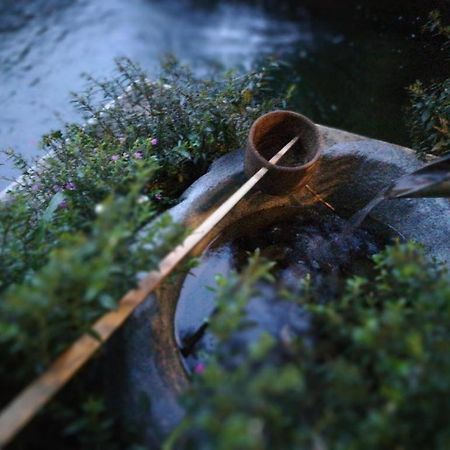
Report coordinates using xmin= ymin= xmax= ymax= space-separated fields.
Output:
xmin=0 ymin=0 xmax=445 ymax=189
xmin=176 ymin=208 xmax=391 ymax=372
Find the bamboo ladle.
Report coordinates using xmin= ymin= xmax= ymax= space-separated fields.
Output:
xmin=0 ymin=134 xmax=308 ymax=447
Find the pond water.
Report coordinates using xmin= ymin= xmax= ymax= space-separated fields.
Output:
xmin=0 ymin=0 xmax=443 ymax=189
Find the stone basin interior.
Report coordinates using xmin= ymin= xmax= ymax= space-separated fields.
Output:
xmin=174 ymin=203 xmax=397 ymax=373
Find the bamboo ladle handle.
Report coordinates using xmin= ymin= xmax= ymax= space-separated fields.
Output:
xmin=0 ymin=136 xmax=299 ymax=448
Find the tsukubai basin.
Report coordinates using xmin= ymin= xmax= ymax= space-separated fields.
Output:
xmin=245 ymin=110 xmax=322 ymax=195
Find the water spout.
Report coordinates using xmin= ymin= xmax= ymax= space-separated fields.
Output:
xmin=348 ymin=153 xmax=450 ymax=231
xmin=386 ymin=153 xmax=450 ymax=199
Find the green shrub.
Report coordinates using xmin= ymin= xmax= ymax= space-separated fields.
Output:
xmin=167 ymin=243 xmax=450 ymax=450
xmin=0 ymin=58 xmax=280 ymax=379
xmin=0 ymin=58 xmax=281 ymax=446
xmin=408 ymin=79 xmax=449 ymax=157
xmin=0 ymin=181 xmax=184 ymax=388
xmin=1 ymin=57 xmax=280 ymax=291
xmin=407 ymin=11 xmax=450 ymax=157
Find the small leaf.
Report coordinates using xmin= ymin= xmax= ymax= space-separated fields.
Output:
xmin=42 ymin=192 xmax=65 ymax=224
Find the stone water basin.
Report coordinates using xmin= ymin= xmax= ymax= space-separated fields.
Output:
xmin=108 ymin=125 xmax=450 ymax=447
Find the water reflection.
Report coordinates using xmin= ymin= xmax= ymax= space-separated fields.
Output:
xmin=174 ymin=245 xmax=233 ymax=340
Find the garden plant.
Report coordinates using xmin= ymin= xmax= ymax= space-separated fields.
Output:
xmin=0 ymin=57 xmax=281 ymax=448
xmin=0 ymin=8 xmax=448 ymax=443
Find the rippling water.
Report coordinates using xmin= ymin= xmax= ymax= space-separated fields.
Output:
xmin=0 ymin=0 xmax=444 ymax=189
xmin=0 ymin=0 xmax=316 ymax=188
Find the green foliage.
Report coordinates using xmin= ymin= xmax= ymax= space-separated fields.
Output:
xmin=60 ymin=396 xmax=117 ymax=448
xmin=167 ymin=243 xmax=450 ymax=450
xmin=0 ymin=185 xmax=184 ymax=388
xmin=425 ymin=10 xmax=450 ymax=41
xmin=0 ymin=58 xmax=281 ymax=446
xmin=407 ymin=11 xmax=450 ymax=157
xmin=408 ymin=79 xmax=450 ymax=157
xmin=0 ymin=58 xmax=280 ymax=374
xmin=1 ymin=57 xmax=279 ymax=291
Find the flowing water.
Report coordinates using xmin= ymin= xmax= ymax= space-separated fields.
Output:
xmin=0 ymin=0 xmax=446 ymax=189
xmin=348 ymin=190 xmax=389 ymax=231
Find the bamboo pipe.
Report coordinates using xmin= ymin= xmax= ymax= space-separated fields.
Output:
xmin=0 ymin=135 xmax=300 ymax=448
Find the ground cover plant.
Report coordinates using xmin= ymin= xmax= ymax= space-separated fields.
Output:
xmin=167 ymin=243 xmax=450 ymax=450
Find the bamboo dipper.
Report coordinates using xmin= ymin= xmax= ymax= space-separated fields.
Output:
xmin=0 ymin=134 xmax=305 ymax=448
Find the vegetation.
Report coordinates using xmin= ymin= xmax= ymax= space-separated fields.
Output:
xmin=408 ymin=11 xmax=450 ymax=157
xmin=167 ymin=243 xmax=450 ymax=450
xmin=1 ymin=57 xmax=280 ymax=291
xmin=0 ymin=58 xmax=281 ymax=447
xmin=0 ymin=10 xmax=448 ymax=445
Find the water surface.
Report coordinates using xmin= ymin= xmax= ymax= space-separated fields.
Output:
xmin=0 ymin=0 xmax=444 ymax=189
xmin=176 ymin=207 xmax=392 ymax=372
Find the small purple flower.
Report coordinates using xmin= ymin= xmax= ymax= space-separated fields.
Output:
xmin=154 ymin=193 xmax=162 ymax=202
xmin=31 ymin=183 xmax=41 ymax=192
xmin=151 ymin=137 xmax=158 ymax=146
xmin=64 ymin=181 xmax=76 ymax=191
xmin=111 ymin=154 xmax=120 ymax=161
xmin=194 ymin=362 xmax=205 ymax=375
xmin=133 ymin=151 xmax=143 ymax=159
xmin=58 ymin=199 xmax=68 ymax=210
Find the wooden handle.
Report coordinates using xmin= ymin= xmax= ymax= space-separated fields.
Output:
xmin=0 ymin=136 xmax=299 ymax=448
